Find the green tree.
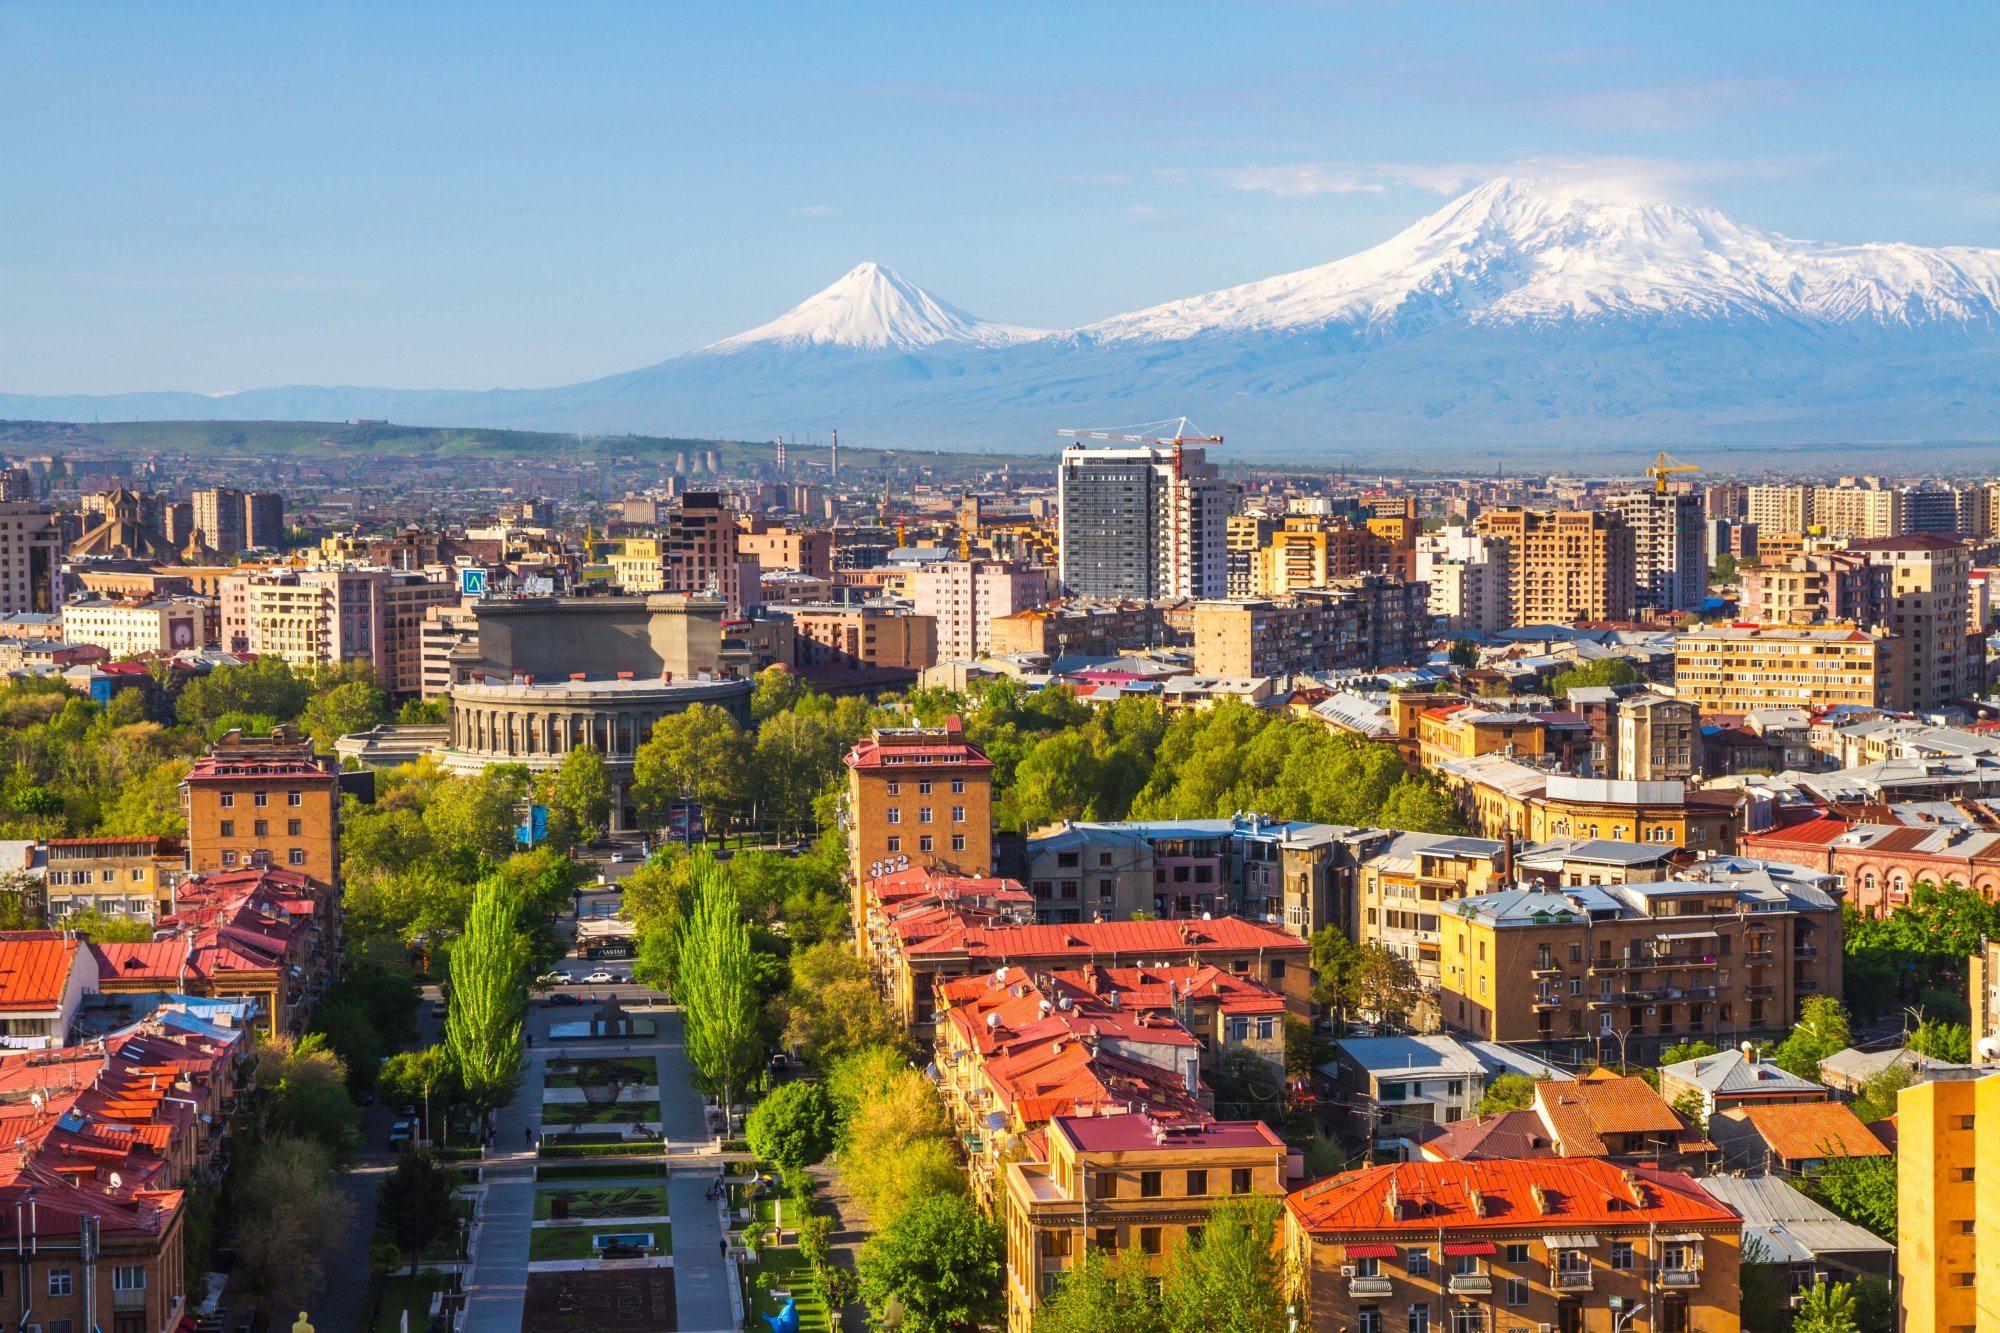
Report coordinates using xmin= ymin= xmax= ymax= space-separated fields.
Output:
xmin=1738 ymin=1236 xmax=1792 ymax=1333
xmin=540 ymin=744 xmax=613 ymax=849
xmin=632 ymin=704 xmax=751 ymax=830
xmin=1851 ymin=1276 xmax=1894 ymax=1333
xmin=177 ymin=656 xmax=313 ymax=729
xmin=1307 ymin=928 xmax=1363 ymax=1033
xmin=751 ymin=709 xmax=842 ymax=837
xmin=301 ymin=678 xmax=390 ymax=748
xmin=1659 ymin=1039 xmax=1722 ymax=1066
xmin=1709 ymin=552 xmax=1739 ymax=587
xmin=380 ymin=1045 xmax=462 ymax=1141
xmin=1446 ymin=638 xmax=1481 ymax=670
xmin=61 ymin=907 xmax=158 ymax=943
xmin=751 ymin=666 xmax=807 ymax=722
xmin=1908 ymin=1017 xmax=1972 ymax=1064
xmin=1476 ymin=1073 xmax=1541 ymax=1114
xmin=1670 ymin=1089 xmax=1708 ymax=1135
xmin=378 ymin=1150 xmax=461 ymax=1276
xmin=857 ymin=1192 xmax=1004 ymax=1333
xmin=1161 ymin=1195 xmax=1289 ymax=1333
xmin=1848 ymin=1063 xmax=1913 ymax=1126
xmin=781 ymin=941 xmax=905 ymax=1066
xmin=255 ymin=1035 xmax=361 ymax=1161
xmin=746 ymin=1081 xmax=837 ymax=1172
xmin=424 ymin=768 xmax=530 ymax=863
xmin=1546 ymin=657 xmax=1645 ymax=698
xmin=397 ymin=695 xmax=449 ymax=724
xmin=675 ymin=859 xmax=762 ymax=1126
xmin=1773 ymin=996 xmax=1852 ymax=1080
xmin=1805 ymin=1154 xmax=1897 ymax=1239
xmin=1353 ymin=942 xmax=1422 ymax=1030
xmin=445 ymin=877 xmax=528 ymax=1116
xmin=234 ymin=1134 xmax=354 ymax=1316
xmin=96 ymin=757 xmax=192 ymax=836
xmin=1032 ymin=1248 xmax=1165 ymax=1333
xmin=1793 ymin=1278 xmax=1859 ymax=1333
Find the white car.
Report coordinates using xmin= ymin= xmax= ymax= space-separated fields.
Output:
xmin=610 ymin=852 xmax=624 ymax=864
xmin=582 ymin=970 xmax=619 ymax=984
xmin=538 ymin=971 xmax=574 ymax=985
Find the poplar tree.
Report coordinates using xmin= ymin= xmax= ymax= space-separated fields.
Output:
xmin=675 ymin=858 xmax=762 ymax=1127
xmin=445 ymin=876 xmax=528 ymax=1118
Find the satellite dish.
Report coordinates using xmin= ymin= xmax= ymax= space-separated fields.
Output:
xmin=108 ymin=1172 xmax=122 ymax=1191
xmin=1978 ymin=1035 xmax=2000 ymax=1061
xmin=28 ymin=1092 xmax=42 ymax=1111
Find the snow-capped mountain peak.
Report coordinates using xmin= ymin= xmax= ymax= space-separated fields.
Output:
xmin=1076 ymin=174 xmax=2000 ymax=344
xmin=698 ymin=261 xmax=1050 ymax=354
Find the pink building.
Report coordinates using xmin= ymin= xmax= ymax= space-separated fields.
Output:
xmin=905 ymin=560 xmax=1048 ymax=663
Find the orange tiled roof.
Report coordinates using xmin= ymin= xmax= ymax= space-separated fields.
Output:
xmin=1536 ymin=1074 xmax=1690 ymax=1156
xmin=1287 ymin=1158 xmax=1740 ymax=1235
xmin=1723 ymin=1101 xmax=1890 ymax=1163
xmin=0 ymin=933 xmax=81 ymax=1012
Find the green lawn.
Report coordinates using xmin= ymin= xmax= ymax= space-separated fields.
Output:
xmin=370 ymin=1272 xmax=454 ymax=1333
xmin=534 ymin=1184 xmax=670 ymax=1221
xmin=544 ymin=1057 xmax=657 ymax=1090
xmin=747 ymin=1246 xmax=833 ymax=1333
xmin=529 ymin=1224 xmax=672 ymax=1261
xmin=541 ymin=1099 xmax=663 ymax=1126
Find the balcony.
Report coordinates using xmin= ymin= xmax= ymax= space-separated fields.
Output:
xmin=1531 ymin=998 xmax=1561 ymax=1012
xmin=1744 ymin=950 xmax=1774 ymax=964
xmin=1348 ymin=1276 xmax=1396 ymax=1297
xmin=1530 ymin=963 xmax=1563 ymax=978
xmin=1796 ymin=976 xmax=1822 ymax=993
xmin=1745 ymin=984 xmax=1773 ymax=999
xmin=1550 ymin=1270 xmax=1594 ymax=1292
xmin=1589 ymin=958 xmax=1632 ymax=973
xmin=113 ymin=1289 xmax=147 ymax=1311
xmin=1660 ymin=1269 xmax=1701 ymax=1288
xmin=1447 ymin=1273 xmax=1494 ymax=1295
xmin=1658 ymin=955 xmax=1718 ymax=970
xmin=1793 ymin=943 xmax=1819 ymax=959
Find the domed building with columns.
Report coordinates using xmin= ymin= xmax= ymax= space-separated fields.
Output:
xmin=440 ymin=671 xmax=753 ymax=829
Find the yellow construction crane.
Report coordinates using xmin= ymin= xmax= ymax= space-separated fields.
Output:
xmin=1647 ymin=451 xmax=1698 ymax=493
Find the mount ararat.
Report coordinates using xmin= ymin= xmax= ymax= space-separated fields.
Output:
xmin=11 ymin=177 xmax=2000 ymax=457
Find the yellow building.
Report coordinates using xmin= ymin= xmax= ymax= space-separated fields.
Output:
xmin=1673 ymin=624 xmax=1896 ymax=713
xmin=1431 ymin=756 xmax=1739 ymax=853
xmin=1476 ymin=508 xmax=1637 ymax=625
xmin=1415 ymin=703 xmax=1553 ymax=771
xmin=609 ymin=536 xmax=669 ymax=592
xmin=1898 ymin=1071 xmax=2000 ymax=1333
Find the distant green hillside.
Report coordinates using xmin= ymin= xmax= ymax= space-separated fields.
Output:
xmin=0 ymin=418 xmax=1036 ymax=471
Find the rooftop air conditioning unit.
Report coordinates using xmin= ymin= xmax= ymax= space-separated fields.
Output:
xmin=1339 ymin=1265 xmax=1356 ymax=1278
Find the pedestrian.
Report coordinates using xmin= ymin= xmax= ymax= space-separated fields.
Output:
xmin=525 ymin=1032 xmax=533 ymax=1048
xmin=524 ymin=1126 xmax=533 ymax=1148
xmin=720 ymin=1238 xmax=728 ymax=1258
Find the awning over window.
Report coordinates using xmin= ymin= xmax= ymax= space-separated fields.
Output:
xmin=1655 ymin=929 xmax=1720 ymax=941
xmin=1344 ymin=1244 xmax=1399 ymax=1259
xmin=1543 ymin=1234 xmax=1600 ymax=1249
xmin=1659 ymin=1234 xmax=1707 ymax=1243
xmin=1442 ymin=1241 xmax=1498 ymax=1256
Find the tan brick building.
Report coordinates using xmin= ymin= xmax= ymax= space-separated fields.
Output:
xmin=1477 ymin=508 xmax=1637 ymax=626
xmin=181 ymin=726 xmax=342 ymax=890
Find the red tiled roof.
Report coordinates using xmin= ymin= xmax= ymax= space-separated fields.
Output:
xmin=1416 ymin=1111 xmax=1558 ymax=1162
xmin=906 ymin=915 xmax=1305 ymax=961
xmin=1053 ymin=1112 xmax=1284 ymax=1154
xmin=1287 ymin=1158 xmax=1741 ymax=1235
xmin=0 ymin=934 xmax=81 ymax=1012
xmin=843 ymin=729 xmax=992 ymax=772
xmin=1744 ymin=818 xmax=1850 ymax=848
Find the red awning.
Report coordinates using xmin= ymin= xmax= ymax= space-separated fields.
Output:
xmin=1442 ymin=1241 xmax=1498 ymax=1256
xmin=1345 ymin=1244 xmax=1399 ymax=1259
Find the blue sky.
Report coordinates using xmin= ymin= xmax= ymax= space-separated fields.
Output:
xmin=6 ymin=1 xmax=1999 ymax=394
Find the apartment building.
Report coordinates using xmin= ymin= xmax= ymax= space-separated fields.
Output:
xmin=243 ymin=490 xmax=284 ymax=549
xmin=1610 ymin=489 xmax=1706 ymax=614
xmin=1896 ymin=1070 xmax=2000 ymax=1333
xmin=987 ymin=599 xmax=1186 ymax=659
xmin=783 ymin=604 xmax=937 ymax=673
xmin=904 ymin=559 xmax=1048 ymax=662
xmin=0 ymin=500 xmax=63 ymax=616
xmin=1434 ymin=857 xmax=1844 ymax=1067
xmin=1847 ymin=533 xmax=1980 ymax=708
xmin=1225 ymin=514 xmax=1280 ymax=596
xmin=843 ymin=721 xmax=995 ymax=918
xmin=1357 ymin=831 xmax=1508 ymax=1010
xmin=1005 ymin=1114 xmax=1288 ymax=1333
xmin=1476 ymin=508 xmax=1637 ymax=626
xmin=1057 ymin=443 xmax=1228 ymax=600
xmin=1285 ymin=1158 xmax=1743 ymax=1333
xmin=61 ymin=595 xmax=208 ymax=657
xmin=180 ymin=727 xmax=342 ymax=890
xmin=191 ymin=485 xmax=245 ymax=556
xmin=1614 ymin=694 xmax=1702 ymax=783
xmin=1416 ymin=526 xmax=1509 ymax=634
xmin=1673 ymin=624 xmax=1898 ymax=713
xmin=1190 ymin=578 xmax=1431 ymax=679
xmin=44 ymin=836 xmax=185 ymax=921
xmin=419 ymin=602 xmax=480 ymax=698
xmin=1250 ymin=516 xmax=1414 ymax=595
xmin=737 ymin=518 xmax=833 ymax=579
xmin=224 ymin=566 xmax=457 ymax=692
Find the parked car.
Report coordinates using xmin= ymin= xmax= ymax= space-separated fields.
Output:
xmin=388 ymin=1121 xmax=415 ymax=1149
xmin=355 ymin=1089 xmax=377 ymax=1106
xmin=547 ymin=992 xmax=582 ymax=1006
xmin=430 ymin=1001 xmax=447 ymax=1019
xmin=538 ymin=971 xmax=574 ymax=985
xmin=610 ymin=851 xmax=624 ymax=864
xmin=582 ymin=970 xmax=619 ymax=984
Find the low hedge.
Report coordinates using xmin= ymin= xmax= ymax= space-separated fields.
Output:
xmin=432 ymin=1146 xmax=484 ymax=1161
xmin=537 ymin=1142 xmax=670 ymax=1159
xmin=536 ymin=1161 xmax=671 ymax=1182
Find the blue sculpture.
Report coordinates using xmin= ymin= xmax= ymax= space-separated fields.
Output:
xmin=761 ymin=1297 xmax=800 ymax=1333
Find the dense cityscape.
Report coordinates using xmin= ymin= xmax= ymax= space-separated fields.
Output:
xmin=0 ymin=425 xmax=1989 ymax=1333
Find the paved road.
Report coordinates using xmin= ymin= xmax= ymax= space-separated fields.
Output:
xmin=461 ymin=900 xmax=739 ymax=1333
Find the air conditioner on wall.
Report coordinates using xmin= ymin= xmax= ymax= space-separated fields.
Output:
xmin=1340 ymin=1265 xmax=1356 ymax=1277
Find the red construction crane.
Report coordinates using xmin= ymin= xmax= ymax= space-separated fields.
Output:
xmin=1054 ymin=419 xmax=1222 ymax=598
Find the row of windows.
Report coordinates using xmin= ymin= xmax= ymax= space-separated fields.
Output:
xmin=882 ymin=807 xmax=968 ymax=825
xmin=1096 ymin=1166 xmax=1254 ymax=1199
xmin=219 ymin=820 xmax=305 ymax=838
xmin=47 ymin=868 xmax=148 ymax=885
xmin=883 ymin=835 xmax=967 ymax=855
xmin=220 ymin=848 xmax=310 ymax=867
xmin=217 ymin=791 xmax=305 ymax=808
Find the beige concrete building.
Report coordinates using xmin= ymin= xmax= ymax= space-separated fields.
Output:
xmin=61 ymin=596 xmax=207 ymax=657
xmin=44 ymin=835 xmax=184 ymax=921
xmin=903 ymin=559 xmax=1047 ymax=663
xmin=1415 ymin=526 xmax=1509 ymax=633
xmin=782 ymin=604 xmax=937 ymax=672
xmin=0 ymin=502 xmax=62 ymax=617
xmin=1477 ymin=508 xmax=1637 ymax=626
xmin=225 ymin=566 xmax=456 ymax=693
xmin=1615 ymin=693 xmax=1702 ymax=783
xmin=1674 ymin=624 xmax=1897 ymax=713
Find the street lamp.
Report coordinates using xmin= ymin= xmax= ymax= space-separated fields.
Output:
xmin=1609 ymin=1296 xmax=1640 ymax=1333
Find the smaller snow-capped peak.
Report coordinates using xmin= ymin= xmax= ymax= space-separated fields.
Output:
xmin=699 ymin=261 xmax=1050 ymax=354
